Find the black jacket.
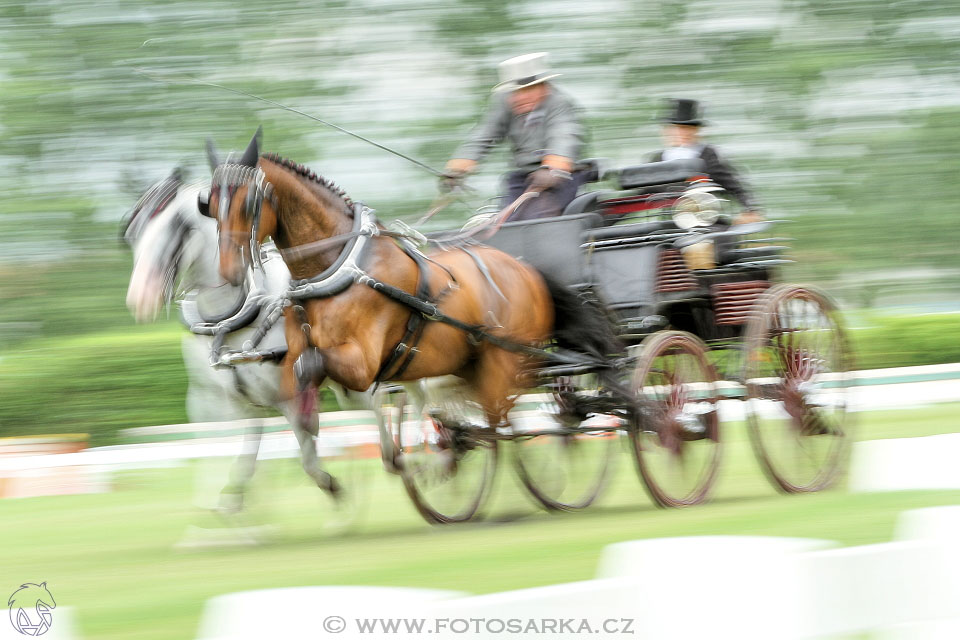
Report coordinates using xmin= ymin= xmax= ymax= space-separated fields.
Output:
xmin=649 ymin=144 xmax=759 ymax=210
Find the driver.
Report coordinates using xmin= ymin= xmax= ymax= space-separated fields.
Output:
xmin=443 ymin=52 xmax=587 ymax=221
xmin=651 ymin=99 xmax=764 ymax=225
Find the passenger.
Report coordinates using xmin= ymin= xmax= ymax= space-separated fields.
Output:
xmin=651 ymin=99 xmax=764 ymax=225
xmin=443 ymin=52 xmax=587 ymax=221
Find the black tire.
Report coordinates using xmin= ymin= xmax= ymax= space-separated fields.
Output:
xmin=383 ymin=385 xmax=499 ymax=524
xmin=630 ymin=331 xmax=722 ymax=507
xmin=743 ymin=284 xmax=853 ymax=493
xmin=513 ymin=373 xmax=620 ymax=511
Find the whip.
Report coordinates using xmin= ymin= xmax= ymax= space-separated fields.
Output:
xmin=134 ymin=67 xmax=449 ymax=178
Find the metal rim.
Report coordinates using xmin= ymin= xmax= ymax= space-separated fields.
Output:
xmin=386 ymin=388 xmax=499 ymax=524
xmin=743 ymin=284 xmax=852 ymax=493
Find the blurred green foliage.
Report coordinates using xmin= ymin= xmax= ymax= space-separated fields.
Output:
xmin=0 ymin=313 xmax=957 ymax=443
xmin=851 ymin=313 xmax=960 ymax=370
xmin=0 ymin=325 xmax=189 ymax=443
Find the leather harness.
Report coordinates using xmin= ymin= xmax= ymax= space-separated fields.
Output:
xmin=209 ymin=162 xmax=561 ymax=381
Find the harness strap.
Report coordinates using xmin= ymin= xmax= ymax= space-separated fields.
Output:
xmin=460 ymin=247 xmax=507 ymax=302
xmin=356 ymin=273 xmax=546 ymax=359
xmin=374 ymin=246 xmax=433 ymax=382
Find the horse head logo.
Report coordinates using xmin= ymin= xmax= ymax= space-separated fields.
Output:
xmin=7 ymin=583 xmax=56 ymax=636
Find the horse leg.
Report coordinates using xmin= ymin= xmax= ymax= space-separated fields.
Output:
xmin=286 ymin=388 xmax=341 ymax=499
xmin=471 ymin=349 xmax=521 ymax=431
xmin=386 ymin=381 xmax=431 ymax=473
xmin=218 ymin=420 xmax=264 ymax=513
xmin=294 ymin=347 xmax=326 ymax=392
xmin=330 ymin=381 xmax=404 ymax=475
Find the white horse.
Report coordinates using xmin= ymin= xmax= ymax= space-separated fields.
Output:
xmin=123 ymin=170 xmax=381 ymax=511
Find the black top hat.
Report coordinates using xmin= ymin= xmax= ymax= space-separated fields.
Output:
xmin=661 ymin=98 xmax=705 ymax=126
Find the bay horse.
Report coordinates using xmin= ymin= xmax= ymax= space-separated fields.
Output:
xmin=204 ymin=130 xmax=620 ymax=469
xmin=123 ymin=169 xmax=375 ymax=510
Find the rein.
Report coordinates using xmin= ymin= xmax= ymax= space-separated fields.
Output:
xmin=278 ymin=190 xmax=540 ymax=263
xmin=279 ymin=224 xmax=424 ymax=263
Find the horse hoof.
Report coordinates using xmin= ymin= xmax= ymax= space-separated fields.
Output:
xmin=294 ymin=348 xmax=324 ymax=392
xmin=323 ymin=475 xmax=344 ymax=501
xmin=382 ymin=450 xmax=404 ymax=475
xmin=216 ymin=489 xmax=245 ymax=515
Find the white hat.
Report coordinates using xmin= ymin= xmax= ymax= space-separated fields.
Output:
xmin=493 ymin=52 xmax=561 ymax=92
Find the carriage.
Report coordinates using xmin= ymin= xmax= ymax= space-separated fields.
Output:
xmin=381 ymin=157 xmax=853 ymax=522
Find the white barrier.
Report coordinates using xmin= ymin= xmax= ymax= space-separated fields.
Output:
xmin=880 ymin=506 xmax=960 ymax=637
xmin=802 ymin=541 xmax=949 ymax=636
xmin=849 ymin=433 xmax=960 ymax=492
xmin=427 ymin=578 xmax=641 ymax=640
xmin=195 ymin=586 xmax=462 ymax=640
xmin=194 ymin=518 xmax=960 ymax=640
xmin=895 ymin=504 xmax=960 ymax=541
xmin=596 ymin=536 xmax=835 ymax=639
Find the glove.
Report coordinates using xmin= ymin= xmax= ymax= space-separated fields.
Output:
xmin=438 ymin=170 xmax=466 ymax=194
xmin=528 ymin=166 xmax=572 ymax=192
xmin=439 ymin=158 xmax=476 ymax=193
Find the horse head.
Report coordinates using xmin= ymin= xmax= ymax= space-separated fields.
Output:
xmin=203 ymin=127 xmax=277 ymax=286
xmin=124 ymin=169 xmax=217 ymax=322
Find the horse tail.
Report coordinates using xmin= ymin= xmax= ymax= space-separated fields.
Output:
xmin=538 ymin=272 xmax=624 ymax=367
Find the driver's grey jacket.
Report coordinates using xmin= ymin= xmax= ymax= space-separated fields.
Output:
xmin=453 ymin=86 xmax=586 ymax=173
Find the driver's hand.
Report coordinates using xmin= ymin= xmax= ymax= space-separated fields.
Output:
xmin=529 ymin=166 xmax=572 ymax=192
xmin=733 ymin=210 xmax=765 ymax=225
xmin=440 ymin=158 xmax=476 ymax=193
xmin=438 ymin=171 xmax=465 ymax=193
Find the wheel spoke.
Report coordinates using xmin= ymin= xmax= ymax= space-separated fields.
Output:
xmin=632 ymin=332 xmax=721 ymax=508
xmin=745 ymin=286 xmax=850 ymax=493
xmin=385 ymin=385 xmax=498 ymax=524
xmin=514 ymin=372 xmax=619 ymax=511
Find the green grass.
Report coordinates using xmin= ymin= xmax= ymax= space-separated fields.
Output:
xmin=0 ymin=403 xmax=958 ymax=639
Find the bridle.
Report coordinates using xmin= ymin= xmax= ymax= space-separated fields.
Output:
xmin=211 ymin=159 xmax=276 ymax=272
xmin=121 ymin=173 xmax=183 ymax=246
xmin=154 ymin=210 xmax=197 ymax=305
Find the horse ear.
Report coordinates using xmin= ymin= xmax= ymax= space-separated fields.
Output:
xmin=205 ymin=138 xmax=220 ymax=170
xmin=197 ymin=190 xmax=211 ymax=217
xmin=239 ymin=126 xmax=262 ymax=167
xmin=171 ymin=166 xmax=184 ymax=183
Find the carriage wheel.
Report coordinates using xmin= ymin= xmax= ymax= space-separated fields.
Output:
xmin=513 ymin=372 xmax=620 ymax=511
xmin=630 ymin=331 xmax=722 ymax=508
xmin=383 ymin=383 xmax=499 ymax=524
xmin=743 ymin=284 xmax=852 ymax=493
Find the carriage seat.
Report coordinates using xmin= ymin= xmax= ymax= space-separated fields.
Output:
xmin=608 ymin=158 xmax=706 ymax=190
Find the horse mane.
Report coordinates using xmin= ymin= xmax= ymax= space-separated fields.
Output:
xmin=260 ymin=152 xmax=355 ymax=214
